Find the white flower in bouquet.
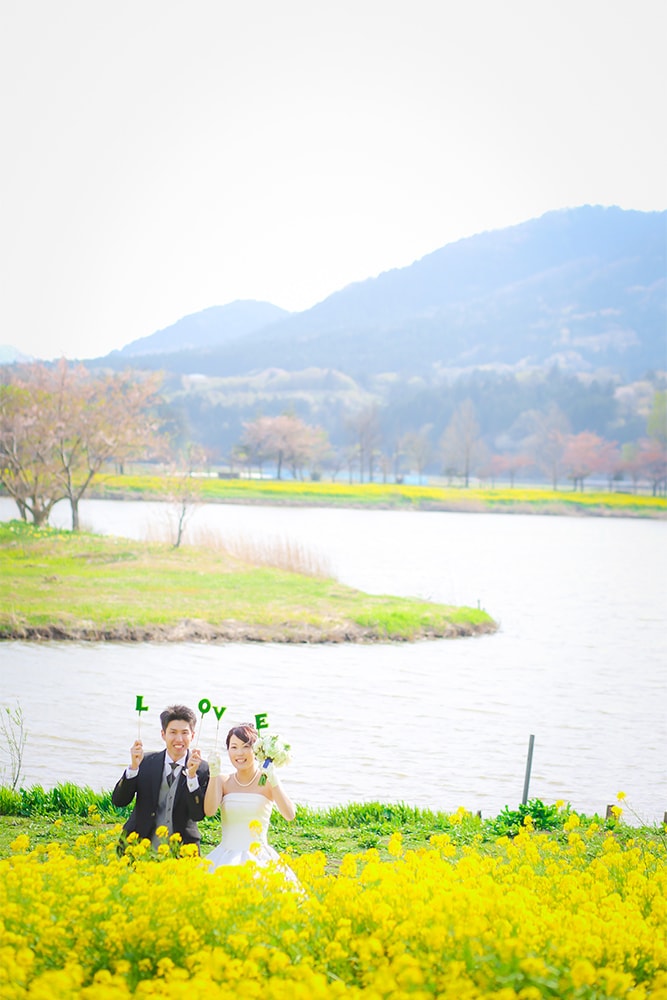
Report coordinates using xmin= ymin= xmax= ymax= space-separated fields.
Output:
xmin=254 ymin=733 xmax=291 ymax=785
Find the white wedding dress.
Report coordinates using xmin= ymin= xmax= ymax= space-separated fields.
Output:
xmin=205 ymin=792 xmax=294 ymax=878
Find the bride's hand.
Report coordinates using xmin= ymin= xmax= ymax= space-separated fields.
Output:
xmin=208 ymin=751 xmax=222 ymax=777
xmin=265 ymin=762 xmax=280 ymax=787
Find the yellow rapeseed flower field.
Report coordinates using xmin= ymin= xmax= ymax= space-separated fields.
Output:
xmin=95 ymin=473 xmax=667 ymax=517
xmin=1 ymin=823 xmax=666 ymax=998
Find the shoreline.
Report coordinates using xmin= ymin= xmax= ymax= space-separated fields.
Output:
xmin=83 ymin=479 xmax=667 ymax=519
xmin=0 ymin=618 xmax=498 ymax=644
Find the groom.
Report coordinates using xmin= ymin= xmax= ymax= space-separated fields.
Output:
xmin=112 ymin=704 xmax=210 ymax=853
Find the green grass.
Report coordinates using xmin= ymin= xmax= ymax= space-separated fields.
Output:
xmin=0 ymin=520 xmax=496 ymax=641
xmin=1 ymin=786 xmax=661 ymax=871
xmin=86 ymin=473 xmax=667 ymax=517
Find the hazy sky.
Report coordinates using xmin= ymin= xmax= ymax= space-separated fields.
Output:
xmin=1 ymin=0 xmax=665 ymax=360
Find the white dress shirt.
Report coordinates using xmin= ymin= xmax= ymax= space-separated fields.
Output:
xmin=125 ymin=753 xmax=200 ymax=789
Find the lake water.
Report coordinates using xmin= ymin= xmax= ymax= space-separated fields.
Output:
xmin=1 ymin=496 xmax=666 ymax=823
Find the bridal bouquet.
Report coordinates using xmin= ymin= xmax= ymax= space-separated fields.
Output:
xmin=254 ymin=733 xmax=291 ymax=786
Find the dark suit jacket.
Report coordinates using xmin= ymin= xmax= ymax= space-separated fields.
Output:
xmin=112 ymin=750 xmax=210 ymax=849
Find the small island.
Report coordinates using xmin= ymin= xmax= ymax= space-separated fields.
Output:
xmin=0 ymin=521 xmax=497 ymax=643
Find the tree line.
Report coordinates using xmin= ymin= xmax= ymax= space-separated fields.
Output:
xmin=2 ymin=363 xmax=666 ymax=532
xmin=234 ymin=396 xmax=667 ymax=494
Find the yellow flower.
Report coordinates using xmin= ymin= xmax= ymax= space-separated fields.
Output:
xmin=571 ymin=959 xmax=597 ymax=988
xmin=155 ymin=825 xmax=169 ymax=839
xmin=249 ymin=820 xmax=262 ymax=834
xmin=449 ymin=805 xmax=470 ymax=825
xmin=616 ymin=790 xmax=626 ymax=801
xmin=1 ymin=805 xmax=665 ymax=996
xmin=179 ymin=843 xmax=200 ymax=858
xmin=249 ymin=841 xmax=262 ymax=855
xmin=339 ymin=854 xmax=358 ymax=877
xmin=156 ymin=957 xmax=175 ymax=977
xmin=268 ymin=951 xmax=292 ymax=973
xmin=387 ymin=832 xmax=403 ymax=858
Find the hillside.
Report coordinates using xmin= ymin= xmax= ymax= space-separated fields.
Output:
xmin=104 ymin=300 xmax=290 ymax=359
xmin=97 ymin=206 xmax=666 ymax=381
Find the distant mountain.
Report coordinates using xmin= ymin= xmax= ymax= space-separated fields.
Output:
xmin=0 ymin=345 xmax=31 ymax=363
xmin=108 ymin=300 xmax=290 ymax=358
xmin=97 ymin=206 xmax=666 ymax=381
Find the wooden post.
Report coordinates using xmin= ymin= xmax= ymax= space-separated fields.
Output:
xmin=521 ymin=734 xmax=535 ymax=806
xmin=605 ymin=804 xmax=615 ymax=819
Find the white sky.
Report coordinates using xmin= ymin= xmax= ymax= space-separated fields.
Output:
xmin=1 ymin=0 xmax=665 ymax=361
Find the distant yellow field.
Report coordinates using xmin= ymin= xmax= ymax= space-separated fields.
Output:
xmin=90 ymin=473 xmax=667 ymax=517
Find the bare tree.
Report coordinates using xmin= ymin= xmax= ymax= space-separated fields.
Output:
xmin=402 ymin=426 xmax=433 ymax=484
xmin=384 ymin=436 xmax=405 ymax=484
xmin=345 ymin=444 xmax=360 ymax=483
xmin=0 ymin=702 xmax=27 ymax=791
xmin=322 ymin=446 xmax=346 ymax=482
xmin=346 ymin=404 xmax=382 ymax=483
xmin=529 ymin=403 xmax=570 ymax=489
xmin=619 ymin=443 xmax=644 ymax=494
xmin=165 ymin=443 xmax=206 ymax=548
xmin=439 ymin=400 xmax=483 ymax=488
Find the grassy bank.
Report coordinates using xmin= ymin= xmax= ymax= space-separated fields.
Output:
xmin=87 ymin=473 xmax=667 ymax=517
xmin=0 ymin=520 xmax=496 ymax=642
xmin=0 ymin=783 xmax=657 ymax=868
xmin=0 ymin=791 xmax=472 ymax=867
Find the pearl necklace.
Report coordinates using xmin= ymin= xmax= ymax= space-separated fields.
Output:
xmin=234 ymin=769 xmax=258 ymax=787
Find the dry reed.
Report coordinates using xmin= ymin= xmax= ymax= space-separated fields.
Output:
xmin=144 ymin=519 xmax=333 ymax=579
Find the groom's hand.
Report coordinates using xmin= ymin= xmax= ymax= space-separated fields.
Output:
xmin=130 ymin=740 xmax=144 ymax=770
xmin=187 ymin=748 xmax=202 ymax=778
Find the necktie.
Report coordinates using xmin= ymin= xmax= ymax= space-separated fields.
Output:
xmin=167 ymin=761 xmax=179 ymax=787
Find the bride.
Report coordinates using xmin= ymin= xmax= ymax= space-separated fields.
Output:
xmin=203 ymin=723 xmax=296 ymax=872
